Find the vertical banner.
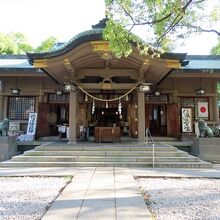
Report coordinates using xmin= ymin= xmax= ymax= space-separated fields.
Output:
xmin=27 ymin=113 xmax=38 ymax=135
xmin=182 ymin=108 xmax=192 ymax=133
xmin=198 ymin=102 xmax=208 ymax=118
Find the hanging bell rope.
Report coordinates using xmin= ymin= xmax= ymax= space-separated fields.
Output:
xmin=75 ymin=81 xmax=141 ymax=102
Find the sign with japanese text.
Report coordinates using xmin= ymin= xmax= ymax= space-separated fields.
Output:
xmin=9 ymin=122 xmax=20 ymax=131
xmin=27 ymin=113 xmax=38 ymax=135
xmin=181 ymin=108 xmax=192 ymax=133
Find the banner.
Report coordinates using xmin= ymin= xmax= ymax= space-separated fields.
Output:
xmin=9 ymin=122 xmax=20 ymax=131
xmin=198 ymin=102 xmax=208 ymax=118
xmin=182 ymin=108 xmax=192 ymax=133
xmin=27 ymin=113 xmax=38 ymax=135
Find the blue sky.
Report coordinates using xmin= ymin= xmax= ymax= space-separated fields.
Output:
xmin=0 ymin=0 xmax=218 ymax=54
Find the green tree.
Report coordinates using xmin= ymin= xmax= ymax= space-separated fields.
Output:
xmin=34 ymin=36 xmax=58 ymax=52
xmin=210 ymin=38 xmax=220 ymax=55
xmin=104 ymin=0 xmax=220 ymax=58
xmin=0 ymin=32 xmax=33 ymax=54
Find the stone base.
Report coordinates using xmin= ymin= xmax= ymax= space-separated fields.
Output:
xmin=191 ymin=137 xmax=220 ymax=163
xmin=67 ymin=141 xmax=77 ymax=145
xmin=0 ymin=136 xmax=16 ymax=161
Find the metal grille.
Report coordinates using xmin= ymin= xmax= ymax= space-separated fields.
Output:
xmin=146 ymin=94 xmax=168 ymax=102
xmin=181 ymin=97 xmax=209 ymax=120
xmin=8 ymin=97 xmax=35 ymax=120
xmin=48 ymin=93 xmax=69 ymax=103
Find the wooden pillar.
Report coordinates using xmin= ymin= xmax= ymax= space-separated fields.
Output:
xmin=138 ymin=91 xmax=145 ymax=142
xmin=68 ymin=87 xmax=77 ymax=143
xmin=213 ymin=95 xmax=219 ymax=122
xmin=3 ymin=97 xmax=7 ymax=118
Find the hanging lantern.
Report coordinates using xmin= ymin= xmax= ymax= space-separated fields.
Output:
xmin=139 ymin=82 xmax=151 ymax=93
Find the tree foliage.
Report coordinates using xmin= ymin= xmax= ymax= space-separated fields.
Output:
xmin=0 ymin=33 xmax=58 ymax=54
xmin=104 ymin=0 xmax=220 ymax=57
xmin=210 ymin=38 xmax=220 ymax=55
xmin=34 ymin=36 xmax=58 ymax=53
xmin=0 ymin=32 xmax=33 ymax=54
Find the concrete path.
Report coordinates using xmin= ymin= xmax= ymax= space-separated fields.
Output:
xmin=42 ymin=167 xmax=151 ymax=220
xmin=131 ymin=167 xmax=220 ymax=178
xmin=1 ymin=167 xmax=220 ymax=219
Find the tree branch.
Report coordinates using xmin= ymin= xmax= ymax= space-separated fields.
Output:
xmin=156 ymin=0 xmax=193 ymax=45
xmin=115 ymin=0 xmax=136 ymax=25
xmin=116 ymin=0 xmax=194 ymax=27
xmin=179 ymin=24 xmax=220 ymax=36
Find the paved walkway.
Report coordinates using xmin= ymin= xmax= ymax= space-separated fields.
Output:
xmin=41 ymin=168 xmax=151 ymax=220
xmin=1 ymin=167 xmax=220 ymax=219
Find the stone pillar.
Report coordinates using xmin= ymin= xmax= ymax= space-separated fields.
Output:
xmin=0 ymin=95 xmax=3 ymax=120
xmin=138 ymin=91 xmax=145 ymax=142
xmin=68 ymin=87 xmax=77 ymax=143
xmin=0 ymin=80 xmax=3 ymax=120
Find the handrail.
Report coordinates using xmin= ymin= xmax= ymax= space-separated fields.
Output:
xmin=145 ymin=128 xmax=155 ymax=168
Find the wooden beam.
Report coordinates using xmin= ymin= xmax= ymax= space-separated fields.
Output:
xmin=139 ymin=59 xmax=150 ymax=80
xmin=166 ymin=59 xmax=181 ymax=68
xmin=63 ymin=58 xmax=76 ymax=80
xmin=33 ymin=59 xmax=48 ymax=68
xmin=90 ymin=41 xmax=110 ymax=52
xmin=78 ymin=83 xmax=137 ymax=90
xmin=44 ymin=67 xmax=64 ymax=85
xmin=64 ymin=58 xmax=75 ymax=73
xmin=76 ymin=68 xmax=138 ymax=79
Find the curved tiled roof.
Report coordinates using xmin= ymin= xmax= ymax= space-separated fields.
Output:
xmin=0 ymin=55 xmax=43 ymax=72
xmin=27 ymin=29 xmax=103 ymax=64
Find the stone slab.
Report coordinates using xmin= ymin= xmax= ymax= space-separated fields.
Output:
xmin=0 ymin=136 xmax=16 ymax=161
xmin=42 ymin=167 xmax=151 ymax=220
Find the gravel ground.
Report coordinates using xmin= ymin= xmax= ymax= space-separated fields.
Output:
xmin=137 ymin=178 xmax=220 ymax=220
xmin=0 ymin=177 xmax=69 ymax=220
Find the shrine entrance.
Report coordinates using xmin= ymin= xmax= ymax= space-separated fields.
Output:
xmin=88 ymin=103 xmax=129 ymax=137
xmin=28 ymin=18 xmax=182 ymax=142
xmin=146 ymin=104 xmax=167 ymax=136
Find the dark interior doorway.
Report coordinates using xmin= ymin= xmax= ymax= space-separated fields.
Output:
xmin=146 ymin=104 xmax=167 ymax=136
xmin=48 ymin=103 xmax=69 ymax=136
xmin=92 ymin=107 xmax=126 ymax=127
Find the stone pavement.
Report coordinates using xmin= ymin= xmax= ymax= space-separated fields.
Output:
xmin=42 ymin=167 xmax=151 ymax=220
xmin=1 ymin=167 xmax=220 ymax=219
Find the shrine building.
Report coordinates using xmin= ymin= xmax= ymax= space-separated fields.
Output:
xmin=0 ymin=19 xmax=220 ymax=143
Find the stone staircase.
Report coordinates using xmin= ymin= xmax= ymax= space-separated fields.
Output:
xmin=0 ymin=142 xmax=212 ymax=168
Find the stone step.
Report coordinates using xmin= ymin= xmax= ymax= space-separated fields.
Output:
xmin=34 ymin=145 xmax=177 ymax=152
xmin=24 ymin=150 xmax=188 ymax=157
xmin=151 ymin=137 xmax=178 ymax=142
xmin=0 ymin=161 xmax=212 ymax=168
xmin=0 ymin=141 xmax=212 ymax=169
xmin=12 ymin=155 xmax=199 ymax=162
xmin=163 ymin=141 xmax=193 ymax=147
